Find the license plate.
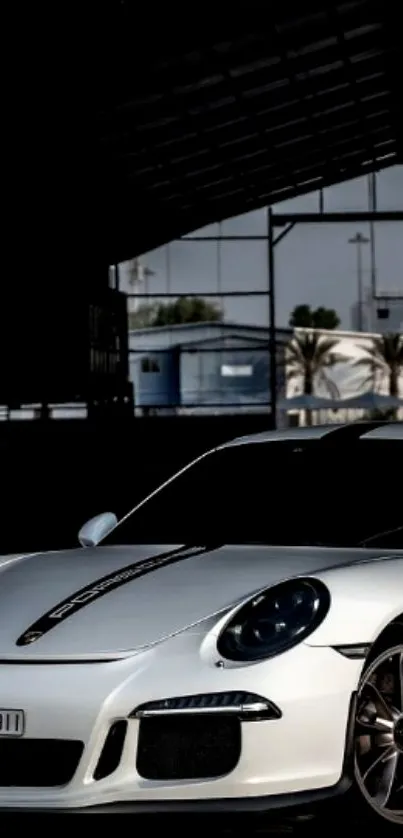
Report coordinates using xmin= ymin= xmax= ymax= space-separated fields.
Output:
xmin=0 ymin=709 xmax=25 ymax=737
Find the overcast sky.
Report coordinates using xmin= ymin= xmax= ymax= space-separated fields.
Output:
xmin=120 ymin=165 xmax=403 ymax=330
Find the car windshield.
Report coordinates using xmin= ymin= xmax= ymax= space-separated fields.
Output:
xmin=102 ymin=438 xmax=402 ymax=549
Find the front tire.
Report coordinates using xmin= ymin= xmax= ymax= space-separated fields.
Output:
xmin=353 ymin=627 xmax=403 ymax=827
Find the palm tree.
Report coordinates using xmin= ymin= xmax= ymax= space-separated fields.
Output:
xmin=286 ymin=332 xmax=344 ymax=425
xmin=352 ymin=333 xmax=403 ymax=418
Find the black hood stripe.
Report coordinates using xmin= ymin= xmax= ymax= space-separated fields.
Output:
xmin=16 ymin=544 xmax=212 ymax=647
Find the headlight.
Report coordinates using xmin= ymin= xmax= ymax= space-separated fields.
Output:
xmin=217 ymin=578 xmax=330 ymax=662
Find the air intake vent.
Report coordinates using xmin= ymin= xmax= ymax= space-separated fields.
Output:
xmin=93 ymin=720 xmax=127 ymax=781
xmin=0 ymin=739 xmax=83 ymax=786
xmin=136 ymin=715 xmax=241 ymax=781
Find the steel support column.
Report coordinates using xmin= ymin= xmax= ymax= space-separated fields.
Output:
xmin=267 ymin=208 xmax=276 ymax=429
xmin=267 ymin=212 xmax=296 ymax=429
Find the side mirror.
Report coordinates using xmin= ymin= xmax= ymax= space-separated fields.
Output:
xmin=78 ymin=512 xmax=118 ymax=548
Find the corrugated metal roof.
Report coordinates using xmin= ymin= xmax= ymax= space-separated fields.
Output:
xmin=97 ymin=1 xmax=402 ymax=262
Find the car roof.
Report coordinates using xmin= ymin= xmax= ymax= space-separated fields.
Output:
xmin=223 ymin=421 xmax=403 ymax=448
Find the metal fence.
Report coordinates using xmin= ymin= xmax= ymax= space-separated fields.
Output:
xmin=113 ymin=172 xmax=403 ymax=420
xmin=118 ymin=213 xmax=279 ymax=416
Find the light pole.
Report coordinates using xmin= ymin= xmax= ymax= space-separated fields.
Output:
xmin=128 ymin=258 xmax=155 ymax=313
xmin=348 ymin=232 xmax=369 ymax=331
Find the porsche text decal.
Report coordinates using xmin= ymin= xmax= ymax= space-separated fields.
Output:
xmin=16 ymin=544 xmax=209 ymax=646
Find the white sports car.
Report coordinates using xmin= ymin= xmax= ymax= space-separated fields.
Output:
xmin=0 ymin=421 xmax=402 ymax=823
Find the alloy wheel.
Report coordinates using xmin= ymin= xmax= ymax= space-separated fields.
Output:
xmin=354 ymin=644 xmax=403 ymax=824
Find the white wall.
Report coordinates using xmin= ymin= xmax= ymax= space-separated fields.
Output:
xmin=288 ymin=327 xmax=403 ymax=423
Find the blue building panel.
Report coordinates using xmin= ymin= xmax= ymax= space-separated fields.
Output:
xmin=130 ymin=347 xmax=180 ymax=408
xmin=180 ymin=340 xmax=270 ymax=406
xmin=128 ymin=322 xmax=291 ymax=411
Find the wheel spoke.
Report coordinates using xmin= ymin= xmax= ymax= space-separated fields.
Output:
xmin=373 ymin=750 xmax=399 ymax=809
xmin=357 ymin=716 xmax=394 ymax=734
xmin=361 ymin=746 xmax=399 ymax=809
xmin=399 ymin=651 xmax=403 ymax=712
xmin=364 ymin=681 xmax=396 ymax=721
xmin=362 ymin=744 xmax=395 ymax=783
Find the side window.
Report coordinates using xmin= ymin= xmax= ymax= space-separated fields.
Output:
xmin=141 ymin=357 xmax=160 ymax=373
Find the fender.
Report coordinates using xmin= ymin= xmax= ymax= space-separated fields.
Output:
xmin=305 ymin=556 xmax=403 ymax=646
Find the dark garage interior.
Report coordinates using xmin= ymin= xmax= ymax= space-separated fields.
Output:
xmin=0 ymin=1 xmax=402 ymax=828
xmin=1 ymin=0 xmax=402 ymax=553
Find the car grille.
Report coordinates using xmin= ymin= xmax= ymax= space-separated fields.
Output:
xmin=136 ymin=715 xmax=241 ymax=780
xmin=0 ymin=739 xmax=84 ymax=786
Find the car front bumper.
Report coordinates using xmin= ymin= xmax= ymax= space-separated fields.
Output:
xmin=0 ymin=632 xmax=364 ymax=811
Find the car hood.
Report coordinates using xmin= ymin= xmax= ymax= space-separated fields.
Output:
xmin=0 ymin=543 xmax=388 ymax=659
